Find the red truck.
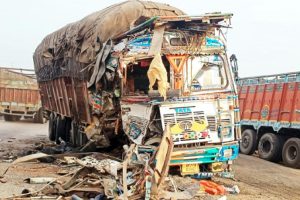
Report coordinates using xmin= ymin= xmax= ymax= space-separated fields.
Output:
xmin=236 ymin=69 xmax=300 ymax=168
xmin=0 ymin=67 xmax=44 ymax=123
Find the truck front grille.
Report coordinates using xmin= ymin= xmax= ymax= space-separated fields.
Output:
xmin=207 ymin=116 xmax=217 ymax=131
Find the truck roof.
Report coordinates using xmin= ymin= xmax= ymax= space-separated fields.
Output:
xmin=238 ymin=71 xmax=300 ymax=86
xmin=33 ymin=0 xmax=185 ymax=82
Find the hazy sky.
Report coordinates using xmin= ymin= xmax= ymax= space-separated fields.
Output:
xmin=0 ymin=0 xmax=299 ymax=77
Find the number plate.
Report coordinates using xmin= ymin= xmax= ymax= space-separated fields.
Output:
xmin=223 ymin=149 xmax=233 ymax=158
xmin=181 ymin=164 xmax=200 ymax=175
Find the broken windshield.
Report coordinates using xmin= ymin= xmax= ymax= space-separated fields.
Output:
xmin=187 ymin=55 xmax=227 ymax=91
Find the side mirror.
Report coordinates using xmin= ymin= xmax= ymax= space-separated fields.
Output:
xmin=230 ymin=54 xmax=239 ymax=81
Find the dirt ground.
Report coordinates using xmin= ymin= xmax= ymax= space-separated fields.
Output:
xmin=0 ymin=117 xmax=300 ymax=199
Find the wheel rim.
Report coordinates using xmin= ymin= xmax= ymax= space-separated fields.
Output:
xmin=287 ymin=145 xmax=297 ymax=161
xmin=262 ymin=140 xmax=271 ymax=153
xmin=242 ymin=135 xmax=250 ymax=148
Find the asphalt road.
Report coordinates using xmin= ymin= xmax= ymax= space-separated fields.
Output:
xmin=0 ymin=118 xmax=300 ymax=199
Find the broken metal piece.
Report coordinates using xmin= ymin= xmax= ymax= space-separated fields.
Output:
xmin=24 ymin=177 xmax=57 ymax=184
xmin=2 ymin=153 xmax=54 ymax=176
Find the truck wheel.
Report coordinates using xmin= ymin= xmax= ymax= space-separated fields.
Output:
xmin=4 ymin=115 xmax=20 ymax=121
xmin=64 ymin=118 xmax=71 ymax=143
xmin=48 ymin=113 xmax=56 ymax=141
xmin=4 ymin=115 xmax=12 ymax=121
xmin=70 ymin=120 xmax=78 ymax=146
xmin=258 ymin=133 xmax=283 ymax=162
xmin=240 ymin=129 xmax=257 ymax=155
xmin=55 ymin=116 xmax=66 ymax=144
xmin=282 ymin=138 xmax=300 ymax=168
xmin=34 ymin=108 xmax=45 ymax=124
xmin=77 ymin=131 xmax=88 ymax=147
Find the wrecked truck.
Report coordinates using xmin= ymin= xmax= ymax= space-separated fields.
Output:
xmin=33 ymin=1 xmax=240 ymax=175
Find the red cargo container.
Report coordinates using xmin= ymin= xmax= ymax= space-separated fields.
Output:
xmin=237 ymin=71 xmax=300 ymax=168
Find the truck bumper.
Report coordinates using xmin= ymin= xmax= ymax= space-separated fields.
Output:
xmin=170 ymin=143 xmax=239 ymax=166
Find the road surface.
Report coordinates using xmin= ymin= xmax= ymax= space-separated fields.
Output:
xmin=0 ymin=118 xmax=300 ymax=199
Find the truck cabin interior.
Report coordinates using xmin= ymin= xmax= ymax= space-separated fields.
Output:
xmin=123 ymin=56 xmax=171 ymax=96
xmin=122 ymin=54 xmax=228 ymax=98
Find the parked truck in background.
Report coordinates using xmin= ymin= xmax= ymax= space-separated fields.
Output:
xmin=233 ymin=62 xmax=300 ymax=168
xmin=0 ymin=67 xmax=44 ymax=123
xmin=34 ymin=1 xmax=240 ymax=175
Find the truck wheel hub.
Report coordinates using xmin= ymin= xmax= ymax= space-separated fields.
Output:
xmin=287 ymin=146 xmax=297 ymax=160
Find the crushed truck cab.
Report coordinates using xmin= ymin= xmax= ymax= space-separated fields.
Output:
xmin=117 ymin=14 xmax=240 ymax=174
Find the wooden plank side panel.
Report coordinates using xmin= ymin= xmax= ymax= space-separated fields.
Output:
xmin=40 ymin=78 xmax=90 ymax=122
xmin=238 ymin=86 xmax=245 ymax=118
xmin=280 ymin=82 xmax=296 ymax=122
xmin=278 ymin=83 xmax=290 ymax=122
xmin=269 ymin=83 xmax=284 ymax=122
xmin=262 ymin=84 xmax=275 ymax=121
xmin=40 ymin=83 xmax=50 ymax=110
xmin=47 ymin=82 xmax=56 ymax=111
xmin=240 ymin=85 xmax=250 ymax=119
xmin=65 ymin=77 xmax=76 ymax=118
xmin=242 ymin=85 xmax=256 ymax=120
xmin=75 ymin=81 xmax=91 ymax=123
xmin=71 ymin=78 xmax=79 ymax=119
xmin=60 ymin=78 xmax=71 ymax=116
xmin=0 ymin=87 xmax=39 ymax=105
xmin=252 ymin=85 xmax=264 ymax=120
xmin=52 ymin=80 xmax=62 ymax=114
xmin=291 ymin=82 xmax=300 ymax=123
xmin=0 ymin=88 xmax=4 ymax=102
xmin=57 ymin=78 xmax=66 ymax=116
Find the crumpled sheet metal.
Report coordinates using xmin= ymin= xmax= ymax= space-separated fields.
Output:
xmin=76 ymin=156 xmax=122 ymax=177
xmin=33 ymin=0 xmax=185 ymax=82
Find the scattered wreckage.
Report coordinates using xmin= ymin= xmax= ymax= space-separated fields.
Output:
xmin=29 ymin=1 xmax=241 ymax=199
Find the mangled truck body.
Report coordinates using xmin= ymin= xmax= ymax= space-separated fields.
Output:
xmin=34 ymin=1 xmax=240 ymax=175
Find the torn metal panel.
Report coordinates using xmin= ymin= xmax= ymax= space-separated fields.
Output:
xmin=148 ymin=25 xmax=166 ymax=56
xmin=24 ymin=177 xmax=56 ymax=184
xmin=121 ymin=103 xmax=153 ymax=144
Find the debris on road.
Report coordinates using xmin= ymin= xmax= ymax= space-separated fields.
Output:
xmin=200 ymin=180 xmax=226 ymax=195
xmin=0 ymin=176 xmax=7 ymax=183
xmin=24 ymin=177 xmax=57 ymax=184
xmin=1 ymin=126 xmax=179 ymax=199
xmin=224 ymin=185 xmax=240 ymax=194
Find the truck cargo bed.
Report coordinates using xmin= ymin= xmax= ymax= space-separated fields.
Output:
xmin=238 ymin=72 xmax=300 ymax=131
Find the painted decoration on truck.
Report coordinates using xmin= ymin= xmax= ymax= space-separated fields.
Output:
xmin=261 ymin=105 xmax=269 ymax=120
xmin=205 ymin=37 xmax=223 ymax=47
xmin=127 ymin=35 xmax=152 ymax=54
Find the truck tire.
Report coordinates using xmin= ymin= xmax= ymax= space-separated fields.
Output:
xmin=282 ymin=138 xmax=300 ymax=168
xmin=4 ymin=115 xmax=13 ymax=121
xmin=258 ymin=133 xmax=283 ymax=162
xmin=64 ymin=118 xmax=72 ymax=143
xmin=34 ymin=108 xmax=45 ymax=124
xmin=70 ymin=120 xmax=78 ymax=146
xmin=55 ymin=116 xmax=66 ymax=144
xmin=4 ymin=115 xmax=20 ymax=121
xmin=240 ymin=129 xmax=257 ymax=155
xmin=48 ymin=113 xmax=56 ymax=141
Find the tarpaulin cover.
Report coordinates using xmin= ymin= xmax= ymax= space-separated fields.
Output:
xmin=33 ymin=0 xmax=185 ymax=82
